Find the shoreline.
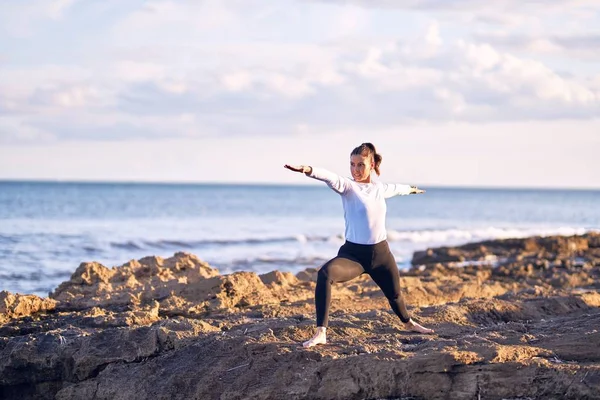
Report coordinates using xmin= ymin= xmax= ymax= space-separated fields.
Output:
xmin=1 ymin=233 xmax=599 ymax=399
xmin=3 ymin=178 xmax=600 ymax=192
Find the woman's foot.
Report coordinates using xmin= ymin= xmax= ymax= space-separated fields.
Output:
xmin=404 ymin=319 xmax=434 ymax=334
xmin=303 ymin=326 xmax=327 ymax=348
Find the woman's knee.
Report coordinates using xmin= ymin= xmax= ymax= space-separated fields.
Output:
xmin=317 ymin=265 xmax=331 ymax=283
xmin=317 ymin=260 xmax=343 ymax=284
xmin=386 ymin=292 xmax=402 ymax=302
xmin=318 ymin=257 xmax=363 ymax=284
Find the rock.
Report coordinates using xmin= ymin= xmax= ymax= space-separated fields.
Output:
xmin=295 ymin=268 xmax=318 ymax=282
xmin=259 ymin=270 xmax=298 ymax=286
xmin=1 ymin=235 xmax=600 ymax=400
xmin=50 ymin=252 xmax=221 ymax=310
xmin=412 ymin=248 xmax=465 ymax=265
xmin=0 ymin=291 xmax=57 ymax=324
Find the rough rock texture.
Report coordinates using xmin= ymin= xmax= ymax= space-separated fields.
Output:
xmin=1 ymin=235 xmax=600 ymax=400
xmin=0 ymin=291 xmax=57 ymax=325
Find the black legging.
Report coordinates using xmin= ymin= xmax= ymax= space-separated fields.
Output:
xmin=315 ymin=240 xmax=410 ymax=326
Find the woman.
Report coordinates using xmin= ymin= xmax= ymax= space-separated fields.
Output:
xmin=285 ymin=142 xmax=434 ymax=348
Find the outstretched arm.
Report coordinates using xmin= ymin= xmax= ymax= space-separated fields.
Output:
xmin=284 ymin=164 xmax=348 ymax=194
xmin=380 ymin=183 xmax=426 ymax=198
xmin=284 ymin=164 xmax=312 ymax=175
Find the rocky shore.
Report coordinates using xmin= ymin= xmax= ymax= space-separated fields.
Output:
xmin=1 ymin=233 xmax=599 ymax=399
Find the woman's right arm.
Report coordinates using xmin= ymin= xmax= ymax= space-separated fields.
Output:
xmin=284 ymin=165 xmax=348 ymax=194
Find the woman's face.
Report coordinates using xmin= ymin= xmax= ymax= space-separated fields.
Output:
xmin=350 ymin=154 xmax=373 ymax=182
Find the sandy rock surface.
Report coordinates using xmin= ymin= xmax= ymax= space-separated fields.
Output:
xmin=1 ymin=234 xmax=599 ymax=399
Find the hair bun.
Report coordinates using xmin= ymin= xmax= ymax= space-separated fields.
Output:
xmin=362 ymin=142 xmax=376 ymax=152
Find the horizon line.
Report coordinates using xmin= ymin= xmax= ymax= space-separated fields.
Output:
xmin=1 ymin=178 xmax=599 ymax=192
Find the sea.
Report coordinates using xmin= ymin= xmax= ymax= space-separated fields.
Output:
xmin=1 ymin=180 xmax=599 ymax=297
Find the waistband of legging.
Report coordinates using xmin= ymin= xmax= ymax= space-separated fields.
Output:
xmin=343 ymin=239 xmax=388 ymax=249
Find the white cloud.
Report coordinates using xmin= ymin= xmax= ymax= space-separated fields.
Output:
xmin=109 ymin=0 xmax=240 ymax=47
xmin=0 ymin=116 xmax=56 ymax=143
xmin=2 ymin=32 xmax=599 ymax=144
xmin=473 ymin=33 xmax=600 ymax=61
xmin=221 ymin=71 xmax=253 ymax=92
xmin=462 ymin=42 xmax=501 ymax=71
xmin=0 ymin=0 xmax=599 ymax=146
xmin=434 ymin=89 xmax=466 ymax=114
xmin=328 ymin=5 xmax=369 ymax=38
xmin=111 ymin=62 xmax=166 ymax=83
xmin=0 ymin=0 xmax=80 ymax=36
xmin=424 ymin=21 xmax=442 ymax=49
xmin=0 ymin=0 xmax=599 ymax=186
xmin=47 ymin=0 xmax=79 ymax=19
xmin=33 ymin=84 xmax=108 ymax=109
xmin=306 ymin=0 xmax=599 ymax=13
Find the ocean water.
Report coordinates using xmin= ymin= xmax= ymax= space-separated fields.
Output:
xmin=1 ymin=180 xmax=599 ymax=297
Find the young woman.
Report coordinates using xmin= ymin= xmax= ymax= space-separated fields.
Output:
xmin=285 ymin=142 xmax=434 ymax=348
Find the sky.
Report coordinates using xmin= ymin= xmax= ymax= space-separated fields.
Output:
xmin=0 ymin=0 xmax=599 ymax=189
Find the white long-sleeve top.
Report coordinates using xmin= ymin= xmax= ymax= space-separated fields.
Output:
xmin=307 ymin=167 xmax=413 ymax=245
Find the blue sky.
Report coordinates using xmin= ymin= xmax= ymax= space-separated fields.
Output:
xmin=1 ymin=0 xmax=599 ymax=188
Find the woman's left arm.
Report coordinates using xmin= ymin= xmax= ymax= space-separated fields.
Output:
xmin=380 ymin=183 xmax=426 ymax=198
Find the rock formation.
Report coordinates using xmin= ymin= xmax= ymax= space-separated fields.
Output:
xmin=1 ymin=233 xmax=599 ymax=399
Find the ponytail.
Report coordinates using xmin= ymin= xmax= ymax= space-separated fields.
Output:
xmin=351 ymin=142 xmax=382 ymax=176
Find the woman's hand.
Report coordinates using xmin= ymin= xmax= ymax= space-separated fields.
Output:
xmin=410 ymin=186 xmax=426 ymax=194
xmin=284 ymin=165 xmax=312 ymax=174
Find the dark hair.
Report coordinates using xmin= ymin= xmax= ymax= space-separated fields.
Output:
xmin=351 ymin=142 xmax=382 ymax=176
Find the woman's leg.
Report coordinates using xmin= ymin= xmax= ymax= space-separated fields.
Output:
xmin=315 ymin=256 xmax=365 ymax=327
xmin=370 ymin=246 xmax=434 ymax=334
xmin=368 ymin=255 xmax=411 ymax=323
xmin=303 ymin=256 xmax=364 ymax=348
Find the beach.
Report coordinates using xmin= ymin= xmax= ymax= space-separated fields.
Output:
xmin=3 ymin=0 xmax=600 ymax=397
xmin=1 ymin=233 xmax=599 ymax=399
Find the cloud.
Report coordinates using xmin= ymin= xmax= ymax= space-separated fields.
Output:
xmin=303 ymin=0 xmax=598 ymax=13
xmin=109 ymin=1 xmax=241 ymax=47
xmin=30 ymin=84 xmax=110 ymax=109
xmin=0 ymin=116 xmax=56 ymax=143
xmin=2 ymin=36 xmax=599 ymax=143
xmin=472 ymin=33 xmax=600 ymax=61
xmin=327 ymin=4 xmax=370 ymax=38
xmin=47 ymin=0 xmax=79 ymax=19
xmin=304 ymin=0 xmax=600 ymax=33
xmin=1 ymin=0 xmax=599 ymax=144
xmin=0 ymin=0 xmax=80 ymax=36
